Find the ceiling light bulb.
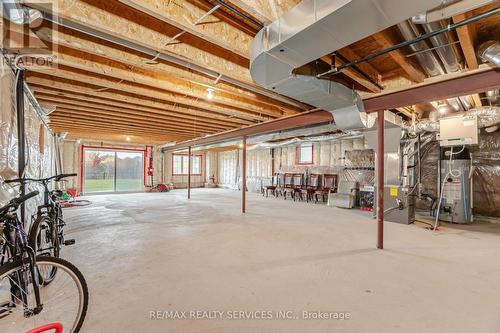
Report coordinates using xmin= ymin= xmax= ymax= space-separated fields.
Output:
xmin=206 ymin=88 xmax=214 ymax=100
xmin=437 ymin=102 xmax=448 ymax=114
xmin=126 ymin=136 xmax=131 ymax=142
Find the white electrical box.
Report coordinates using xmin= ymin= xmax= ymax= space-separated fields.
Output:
xmin=439 ymin=114 xmax=478 ymax=146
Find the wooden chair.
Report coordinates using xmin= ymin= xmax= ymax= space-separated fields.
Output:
xmin=282 ymin=173 xmax=295 ymax=200
xmin=291 ymin=173 xmax=304 ymax=201
xmin=263 ymin=174 xmax=278 ymax=198
xmin=314 ymin=174 xmax=338 ymax=203
xmin=274 ymin=173 xmax=286 ymax=198
xmin=300 ymin=174 xmax=320 ymax=202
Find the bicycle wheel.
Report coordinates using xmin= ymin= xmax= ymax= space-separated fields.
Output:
xmin=29 ymin=216 xmax=59 ymax=283
xmin=0 ymin=256 xmax=88 ymax=333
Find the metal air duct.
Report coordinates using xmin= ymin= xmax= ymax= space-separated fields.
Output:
xmin=421 ymin=21 xmax=462 ymax=73
xmin=479 ymin=41 xmax=500 ymax=67
xmin=398 ymin=19 xmax=467 ymax=111
xmin=250 ymin=0 xmax=445 ymax=130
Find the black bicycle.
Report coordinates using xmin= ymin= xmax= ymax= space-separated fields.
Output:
xmin=0 ymin=191 xmax=88 ymax=332
xmin=5 ymin=174 xmax=77 ymax=271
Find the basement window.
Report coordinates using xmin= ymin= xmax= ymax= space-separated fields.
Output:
xmin=297 ymin=143 xmax=314 ymax=165
xmin=172 ymin=154 xmax=201 ymax=176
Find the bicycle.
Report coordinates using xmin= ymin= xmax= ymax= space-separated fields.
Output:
xmin=4 ymin=174 xmax=78 ymax=271
xmin=0 ymin=191 xmax=88 ymax=332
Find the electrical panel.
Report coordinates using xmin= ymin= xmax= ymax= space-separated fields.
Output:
xmin=439 ymin=114 xmax=478 ymax=146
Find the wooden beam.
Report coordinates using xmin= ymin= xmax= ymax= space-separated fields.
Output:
xmin=224 ymin=0 xmax=300 ymax=23
xmin=453 ymin=13 xmax=482 ymax=107
xmin=50 ymin=122 xmax=187 ymax=138
xmin=50 ymin=108 xmax=215 ymax=135
xmin=39 ymin=46 xmax=288 ymax=118
xmin=27 ymin=77 xmax=252 ymax=125
xmin=32 ymin=26 xmax=299 ymax=113
xmin=28 ymin=0 xmax=252 ymax=83
xmin=35 ymin=92 xmax=236 ymax=130
xmin=371 ymin=32 xmax=426 ymax=83
xmin=35 ymin=92 xmax=235 ymax=130
xmin=33 ymin=26 xmax=301 ymax=111
xmin=186 ymin=0 xmax=260 ymax=35
xmin=62 ymin=131 xmax=176 ymax=144
xmin=320 ymin=55 xmax=381 ymax=93
xmin=40 ymin=100 xmax=228 ymax=133
xmin=25 ymin=69 xmax=270 ymax=122
xmin=117 ymin=0 xmax=251 ymax=58
xmin=337 ymin=47 xmax=383 ymax=85
xmin=453 ymin=13 xmax=478 ymax=70
xmin=50 ymin=117 xmax=197 ymax=137
xmin=50 ymin=122 xmax=192 ymax=139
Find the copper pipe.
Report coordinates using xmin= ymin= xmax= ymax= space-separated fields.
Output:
xmin=242 ymin=136 xmax=247 ymax=213
xmin=377 ymin=110 xmax=384 ymax=249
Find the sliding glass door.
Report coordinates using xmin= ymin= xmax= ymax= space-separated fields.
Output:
xmin=83 ymin=148 xmax=144 ymax=194
xmin=116 ymin=151 xmax=143 ymax=192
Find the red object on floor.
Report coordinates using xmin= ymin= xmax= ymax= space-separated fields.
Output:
xmin=26 ymin=322 xmax=63 ymax=333
xmin=359 ymin=206 xmax=373 ymax=212
xmin=67 ymin=188 xmax=78 ymax=197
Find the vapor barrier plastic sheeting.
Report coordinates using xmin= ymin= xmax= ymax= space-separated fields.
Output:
xmin=0 ymin=65 xmax=56 ymax=221
xmin=0 ymin=66 xmax=19 ymax=204
xmin=416 ymin=131 xmax=500 ymax=217
xmin=471 ymin=130 xmax=500 ymax=217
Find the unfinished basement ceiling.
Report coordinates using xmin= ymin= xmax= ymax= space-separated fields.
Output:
xmin=4 ymin=0 xmax=499 ymax=143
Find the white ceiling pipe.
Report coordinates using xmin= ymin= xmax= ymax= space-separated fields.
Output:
xmin=411 ymin=0 xmax=496 ymax=24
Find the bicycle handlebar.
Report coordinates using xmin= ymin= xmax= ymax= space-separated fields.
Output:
xmin=4 ymin=173 xmax=77 ymax=184
xmin=0 ymin=190 xmax=39 ymax=215
xmin=12 ymin=191 xmax=40 ymax=205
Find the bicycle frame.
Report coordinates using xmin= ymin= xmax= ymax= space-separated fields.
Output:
xmin=1 ymin=210 xmax=44 ymax=316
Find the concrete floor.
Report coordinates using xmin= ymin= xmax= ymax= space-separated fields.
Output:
xmin=63 ymin=188 xmax=500 ymax=333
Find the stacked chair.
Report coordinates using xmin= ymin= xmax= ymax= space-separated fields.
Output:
xmin=314 ymin=174 xmax=338 ymax=203
xmin=265 ymin=172 xmax=339 ymax=203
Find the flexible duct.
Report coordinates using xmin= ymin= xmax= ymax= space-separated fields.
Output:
xmin=397 ymin=20 xmax=444 ymax=76
xmin=407 ymin=107 xmax=500 ymax=132
xmin=398 ymin=19 xmax=467 ymax=110
xmin=486 ymin=90 xmax=499 ymax=105
xmin=421 ymin=21 xmax=462 ymax=73
xmin=250 ymin=0 xmax=445 ymax=130
xmin=249 ymin=131 xmax=363 ymax=150
xmin=479 ymin=41 xmax=500 ymax=67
